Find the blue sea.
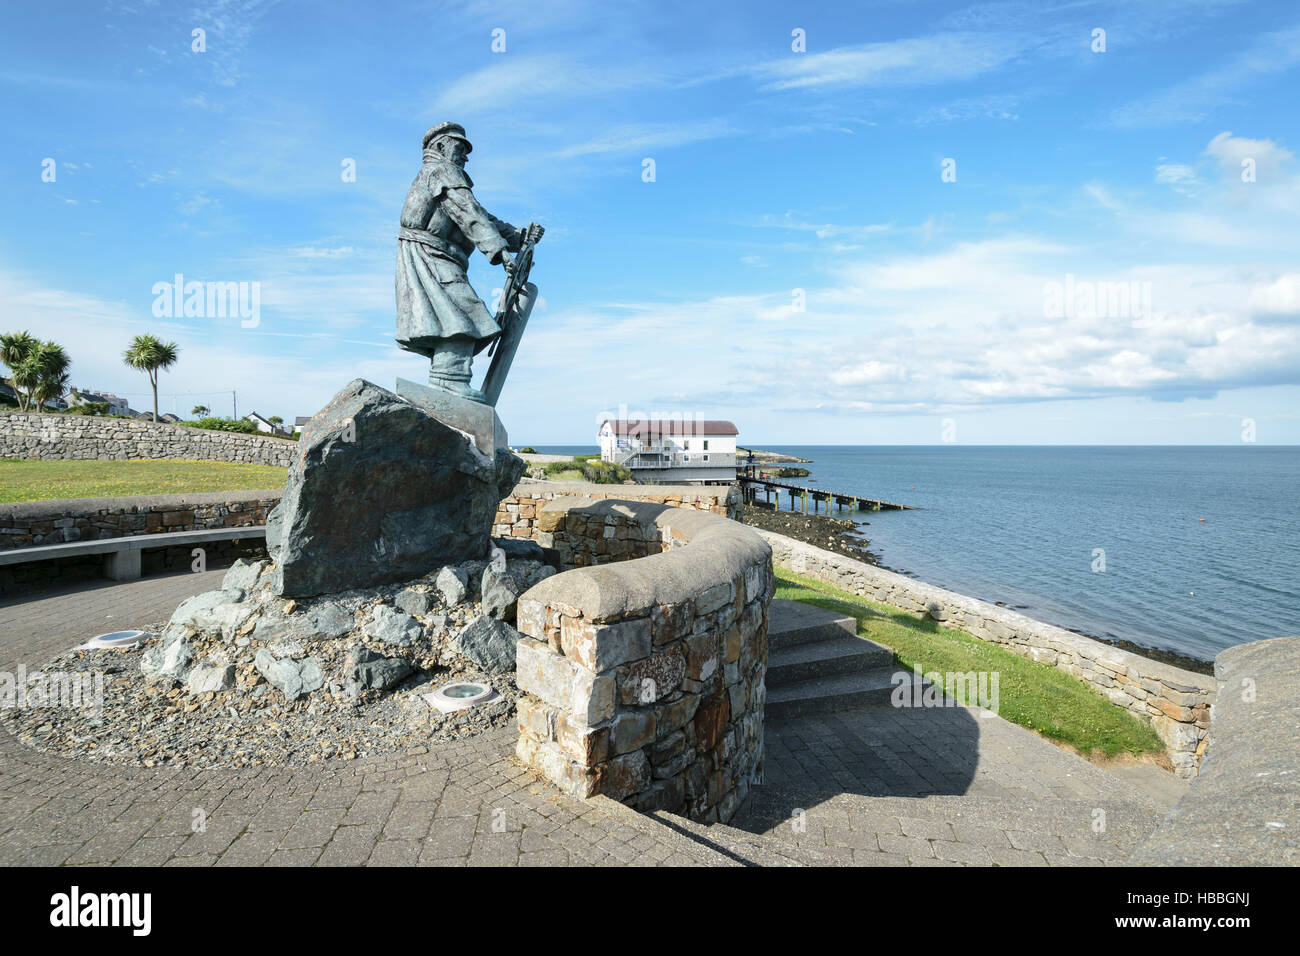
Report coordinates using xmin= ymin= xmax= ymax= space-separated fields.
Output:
xmin=535 ymin=445 xmax=1300 ymax=661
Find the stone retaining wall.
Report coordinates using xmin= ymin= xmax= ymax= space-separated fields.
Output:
xmin=1 ymin=480 xmax=739 ymax=552
xmin=1130 ymin=636 xmax=1300 ymax=865
xmin=493 ymin=480 xmax=740 ymax=541
xmin=514 ymin=498 xmax=773 ymax=823
xmin=760 ymin=530 xmax=1216 ymax=778
xmin=0 ymin=490 xmax=280 ymax=550
xmin=1 ymin=412 xmax=298 ymax=466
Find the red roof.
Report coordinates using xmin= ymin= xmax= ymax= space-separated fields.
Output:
xmin=601 ymin=418 xmax=738 ymax=437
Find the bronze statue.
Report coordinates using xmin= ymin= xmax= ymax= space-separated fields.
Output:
xmin=395 ymin=122 xmax=543 ymax=405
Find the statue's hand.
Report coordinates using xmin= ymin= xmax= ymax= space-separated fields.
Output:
xmin=501 ymin=252 xmax=515 ymax=275
xmin=530 ymin=224 xmax=544 ymax=243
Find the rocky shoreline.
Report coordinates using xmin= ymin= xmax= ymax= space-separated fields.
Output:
xmin=740 ymin=503 xmax=879 ymax=564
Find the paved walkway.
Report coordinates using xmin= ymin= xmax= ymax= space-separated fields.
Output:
xmin=0 ymin=573 xmax=1184 ymax=866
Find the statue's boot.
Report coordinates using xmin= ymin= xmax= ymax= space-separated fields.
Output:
xmin=428 ymin=336 xmax=487 ymax=403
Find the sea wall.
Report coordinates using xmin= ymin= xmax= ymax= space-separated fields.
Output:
xmin=1130 ymin=636 xmax=1300 ymax=865
xmin=760 ymin=530 xmax=1216 ymax=778
xmin=0 ymin=412 xmax=297 ymax=466
xmin=514 ymin=498 xmax=773 ymax=823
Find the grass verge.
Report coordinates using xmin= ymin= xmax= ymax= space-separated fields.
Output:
xmin=775 ymin=567 xmax=1164 ymax=761
xmin=0 ymin=459 xmax=288 ymax=503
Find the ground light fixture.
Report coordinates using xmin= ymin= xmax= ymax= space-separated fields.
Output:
xmin=423 ymin=681 xmax=500 ymax=714
xmin=77 ymin=630 xmax=148 ymax=651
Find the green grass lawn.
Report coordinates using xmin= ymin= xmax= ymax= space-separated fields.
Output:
xmin=0 ymin=459 xmax=288 ymax=503
xmin=775 ymin=567 xmax=1165 ymax=761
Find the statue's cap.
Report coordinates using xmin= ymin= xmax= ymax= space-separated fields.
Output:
xmin=422 ymin=122 xmax=472 ymax=153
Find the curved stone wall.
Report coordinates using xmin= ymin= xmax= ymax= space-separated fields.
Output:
xmin=761 ymin=530 xmax=1216 ymax=778
xmin=513 ymin=497 xmax=773 ymax=823
xmin=0 ymin=412 xmax=298 ymax=466
xmin=1131 ymin=635 xmax=1300 ymax=865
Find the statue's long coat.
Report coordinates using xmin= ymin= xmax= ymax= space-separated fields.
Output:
xmin=395 ymin=160 xmax=522 ymax=355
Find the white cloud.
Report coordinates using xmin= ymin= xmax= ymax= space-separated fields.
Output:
xmin=749 ymin=33 xmax=1020 ymax=91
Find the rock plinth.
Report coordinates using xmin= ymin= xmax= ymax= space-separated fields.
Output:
xmin=268 ymin=379 xmax=524 ymax=598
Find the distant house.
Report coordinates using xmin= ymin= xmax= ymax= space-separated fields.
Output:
xmin=245 ymin=411 xmax=288 ymax=436
xmin=293 ymin=416 xmax=311 ymax=435
xmin=598 ymin=417 xmax=739 ymax=484
xmin=67 ymin=388 xmax=135 ymax=416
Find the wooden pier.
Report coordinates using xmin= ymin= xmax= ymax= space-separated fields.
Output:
xmin=737 ymin=475 xmax=915 ymax=514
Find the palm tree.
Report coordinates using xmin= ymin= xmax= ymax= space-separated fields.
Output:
xmin=2 ymin=333 xmax=69 ymax=411
xmin=1 ymin=330 xmax=39 ymax=410
xmin=192 ymin=404 xmax=210 ymax=418
xmin=24 ymin=343 xmax=70 ymax=409
xmin=123 ymin=334 xmax=179 ymax=422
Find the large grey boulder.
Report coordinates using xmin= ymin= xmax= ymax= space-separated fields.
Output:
xmin=269 ymin=379 xmax=525 ymax=597
xmin=453 ymin=616 xmax=521 ymax=675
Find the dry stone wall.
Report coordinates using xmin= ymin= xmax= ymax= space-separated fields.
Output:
xmin=514 ymin=498 xmax=773 ymax=823
xmin=761 ymin=529 xmax=1216 ymax=778
xmin=1 ymin=412 xmax=297 ymax=466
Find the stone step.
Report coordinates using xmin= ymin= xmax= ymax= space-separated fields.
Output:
xmin=645 ymin=810 xmax=848 ymax=866
xmin=767 ymin=597 xmax=856 ymax=649
xmin=765 ymin=667 xmax=921 ymax=720
xmin=766 ymin=633 xmax=895 ymax=687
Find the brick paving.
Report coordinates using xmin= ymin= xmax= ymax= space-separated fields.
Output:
xmin=727 ymin=705 xmax=1182 ymax=865
xmin=0 ymin=573 xmax=1183 ymax=866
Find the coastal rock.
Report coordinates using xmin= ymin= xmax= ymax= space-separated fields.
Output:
xmin=394 ymin=588 xmax=434 ymax=618
xmin=481 ymin=565 xmax=523 ymax=622
xmin=453 ymin=615 xmax=521 ymax=675
xmin=269 ymin=379 xmax=525 ymax=597
xmin=254 ymin=650 xmax=324 ymax=701
xmin=436 ymin=566 xmax=468 ymax=606
xmin=187 ymin=658 xmax=236 ymax=695
xmin=170 ymin=589 xmax=246 ymax=631
xmin=363 ymin=605 xmax=422 ymax=646
xmin=344 ymin=647 xmax=414 ymax=698
xmin=222 ymin=558 xmax=267 ymax=593
xmin=140 ymin=636 xmax=194 ymax=682
xmin=306 ymin=602 xmax=353 ymax=638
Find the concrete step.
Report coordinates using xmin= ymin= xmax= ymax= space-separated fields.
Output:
xmin=765 ymin=667 xmax=921 ymax=720
xmin=766 ymin=633 xmax=894 ymax=687
xmin=767 ymin=597 xmax=856 ymax=649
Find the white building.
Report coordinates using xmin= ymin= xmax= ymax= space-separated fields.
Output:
xmin=598 ymin=417 xmax=738 ymax=484
xmin=245 ymin=411 xmax=288 ymax=435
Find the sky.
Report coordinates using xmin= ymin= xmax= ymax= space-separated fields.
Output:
xmin=3 ymin=0 xmax=1299 ymax=444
